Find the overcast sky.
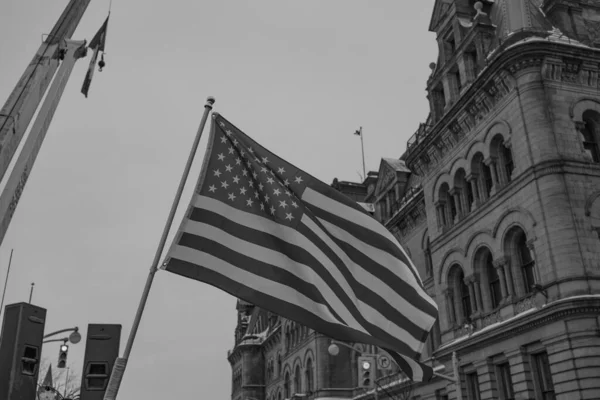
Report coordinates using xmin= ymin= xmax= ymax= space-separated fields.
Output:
xmin=0 ymin=1 xmax=436 ymax=398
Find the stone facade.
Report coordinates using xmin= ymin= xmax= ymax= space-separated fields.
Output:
xmin=229 ymin=1 xmax=600 ymax=400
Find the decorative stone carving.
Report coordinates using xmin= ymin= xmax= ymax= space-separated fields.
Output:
xmin=449 ymin=119 xmax=463 ymax=136
xmin=515 ymin=296 xmax=535 ymax=314
xmin=562 ymin=58 xmax=582 ymax=83
xmin=481 ymin=310 xmax=502 ymax=328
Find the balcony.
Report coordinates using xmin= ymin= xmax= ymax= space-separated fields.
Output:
xmin=406 ymin=123 xmax=434 ymax=154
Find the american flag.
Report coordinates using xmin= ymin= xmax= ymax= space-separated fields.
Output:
xmin=162 ymin=113 xmax=438 ymax=381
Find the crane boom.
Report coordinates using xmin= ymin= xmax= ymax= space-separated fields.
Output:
xmin=0 ymin=40 xmax=87 ymax=246
xmin=0 ymin=0 xmax=90 ymax=185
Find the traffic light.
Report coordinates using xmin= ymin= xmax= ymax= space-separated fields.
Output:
xmin=0 ymin=302 xmax=46 ymax=400
xmin=357 ymin=355 xmax=376 ymax=388
xmin=79 ymin=324 xmax=121 ymax=400
xmin=57 ymin=344 xmax=68 ymax=368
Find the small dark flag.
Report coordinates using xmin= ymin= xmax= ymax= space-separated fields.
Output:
xmin=354 ymin=127 xmax=362 ymax=136
xmin=81 ymin=16 xmax=109 ymax=98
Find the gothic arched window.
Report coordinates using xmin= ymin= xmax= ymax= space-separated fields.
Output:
xmin=284 ymin=372 xmax=291 ymax=398
xmin=305 ymin=358 xmax=314 ymax=393
xmin=294 ymin=365 xmax=302 ymax=394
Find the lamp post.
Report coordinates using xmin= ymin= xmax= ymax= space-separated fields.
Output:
xmin=43 ymin=327 xmax=81 ymax=344
xmin=328 ymin=340 xmax=463 ymax=400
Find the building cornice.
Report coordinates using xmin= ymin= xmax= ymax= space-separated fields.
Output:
xmin=435 ymin=296 xmax=600 ymax=358
xmin=405 ymin=39 xmax=600 ymax=177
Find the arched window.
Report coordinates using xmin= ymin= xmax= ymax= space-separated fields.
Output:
xmin=447 ymin=265 xmax=471 ymax=323
xmin=437 ymin=183 xmax=452 ymax=228
xmin=460 ymin=271 xmax=472 ymax=319
xmin=518 ymin=235 xmax=535 ymax=293
xmin=277 ymin=353 xmax=282 ymax=377
xmin=284 ymin=372 xmax=291 ymax=398
xmin=580 ymin=110 xmax=600 ymax=162
xmin=294 ymin=365 xmax=302 ymax=394
xmin=487 ymin=253 xmax=502 ymax=309
xmin=471 ymin=153 xmax=492 ymax=202
xmin=502 ymin=143 xmax=514 ymax=181
xmin=453 ymin=168 xmax=469 ymax=217
xmin=504 ymin=226 xmax=536 ymax=296
xmin=278 ymin=391 xmax=282 ymax=400
xmin=305 ymin=359 xmax=314 ymax=393
xmin=491 ymin=134 xmax=514 ymax=186
xmin=285 ymin=326 xmax=291 ymax=351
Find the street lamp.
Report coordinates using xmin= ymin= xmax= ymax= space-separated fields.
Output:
xmin=43 ymin=327 xmax=81 ymax=344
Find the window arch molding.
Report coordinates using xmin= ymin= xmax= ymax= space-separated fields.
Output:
xmin=302 ymin=349 xmax=315 ymax=368
xmin=448 ymin=157 xmax=470 ymax=185
xmin=584 ymin=190 xmax=600 ymax=217
xmin=438 ymin=248 xmax=466 ymax=286
xmin=492 ymin=208 xmax=536 ymax=241
xmin=464 ymin=230 xmax=495 ymax=267
xmin=571 ymin=99 xmax=600 ymax=162
xmin=432 ymin=172 xmax=453 ymax=203
xmin=570 ymin=97 xmax=600 ymax=121
xmin=482 ymin=119 xmax=512 ymax=150
xmin=464 ymin=141 xmax=487 ymax=174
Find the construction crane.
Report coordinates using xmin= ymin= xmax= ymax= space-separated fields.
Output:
xmin=0 ymin=0 xmax=91 ymax=246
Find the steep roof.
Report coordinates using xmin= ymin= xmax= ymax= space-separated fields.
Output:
xmin=41 ymin=365 xmax=53 ymax=387
xmin=429 ymin=0 xmax=454 ymax=32
xmin=382 ymin=158 xmax=411 ymax=173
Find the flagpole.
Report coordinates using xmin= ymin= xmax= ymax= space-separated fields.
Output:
xmin=103 ymin=96 xmax=215 ymax=400
xmin=359 ymin=126 xmax=366 ymax=180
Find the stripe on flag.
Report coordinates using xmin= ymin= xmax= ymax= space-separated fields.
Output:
xmin=162 ymin=114 xmax=439 ymax=382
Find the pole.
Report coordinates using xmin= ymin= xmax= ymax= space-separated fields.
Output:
xmin=0 ymin=249 xmax=14 ymax=316
xmin=63 ymin=367 xmax=69 ymax=398
xmin=28 ymin=282 xmax=34 ymax=303
xmin=452 ymin=352 xmax=463 ymax=400
xmin=103 ymin=97 xmax=215 ymax=400
xmin=359 ymin=126 xmax=366 ymax=180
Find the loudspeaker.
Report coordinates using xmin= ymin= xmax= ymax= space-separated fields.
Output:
xmin=0 ymin=302 xmax=46 ymax=400
xmin=79 ymin=324 xmax=121 ymax=400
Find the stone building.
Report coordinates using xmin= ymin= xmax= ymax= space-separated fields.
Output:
xmin=228 ymin=1 xmax=600 ymax=399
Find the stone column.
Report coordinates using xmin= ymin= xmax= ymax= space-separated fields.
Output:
xmin=504 ymin=141 xmax=515 ymax=181
xmin=493 ymin=258 xmax=508 ymax=301
xmin=465 ymin=276 xmax=476 ymax=317
xmin=472 ymin=273 xmax=483 ymax=313
xmin=484 ymin=157 xmax=498 ymax=195
xmin=444 ymin=288 xmax=456 ymax=326
xmin=449 ymin=188 xmax=462 ymax=222
xmin=466 ymin=173 xmax=480 ymax=211
xmin=497 ymin=256 xmax=514 ymax=298
xmin=526 ymin=238 xmax=538 ymax=293
xmin=435 ymin=201 xmax=445 ymax=230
